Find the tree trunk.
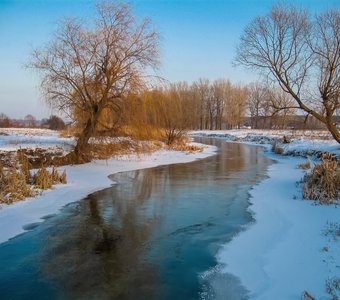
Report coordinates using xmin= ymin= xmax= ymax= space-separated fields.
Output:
xmin=73 ymin=121 xmax=92 ymax=162
xmin=325 ymin=117 xmax=340 ymax=144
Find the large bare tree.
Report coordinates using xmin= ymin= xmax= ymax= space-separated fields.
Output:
xmin=236 ymin=5 xmax=340 ymax=142
xmin=30 ymin=2 xmax=159 ymax=161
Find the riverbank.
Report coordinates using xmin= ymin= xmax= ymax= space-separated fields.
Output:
xmin=218 ymin=153 xmax=339 ymax=299
xmin=192 ymin=131 xmax=340 ymax=300
xmin=0 ymin=143 xmax=217 ymax=244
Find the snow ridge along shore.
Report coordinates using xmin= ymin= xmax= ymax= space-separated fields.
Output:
xmin=192 ymin=131 xmax=340 ymax=300
xmin=218 ymin=153 xmax=339 ymax=299
xmin=0 ymin=143 xmax=217 ymax=244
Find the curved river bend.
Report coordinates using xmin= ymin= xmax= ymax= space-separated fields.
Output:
xmin=0 ymin=138 xmax=273 ymax=300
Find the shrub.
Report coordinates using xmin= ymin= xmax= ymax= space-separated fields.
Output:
xmin=60 ymin=170 xmax=67 ymax=184
xmin=0 ymin=167 xmax=35 ymax=204
xmin=302 ymin=157 xmax=340 ymax=204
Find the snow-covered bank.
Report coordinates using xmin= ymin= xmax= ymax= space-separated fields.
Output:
xmin=218 ymin=153 xmax=340 ymax=299
xmin=191 ymin=129 xmax=340 ymax=158
xmin=0 ymin=143 xmax=217 ymax=244
xmin=192 ymin=130 xmax=340 ymax=299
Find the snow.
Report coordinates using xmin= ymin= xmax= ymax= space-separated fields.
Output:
xmin=217 ymin=154 xmax=340 ymax=299
xmin=192 ymin=130 xmax=340 ymax=300
xmin=0 ymin=128 xmax=74 ymax=152
xmin=0 ymin=142 xmax=217 ymax=244
xmin=191 ymin=129 xmax=340 ymax=158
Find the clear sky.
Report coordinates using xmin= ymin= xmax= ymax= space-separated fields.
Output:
xmin=0 ymin=0 xmax=338 ymax=119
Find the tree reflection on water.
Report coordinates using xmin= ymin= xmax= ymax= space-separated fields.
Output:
xmin=40 ymin=169 xmax=165 ymax=300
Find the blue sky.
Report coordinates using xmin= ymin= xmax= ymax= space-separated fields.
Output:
xmin=0 ymin=0 xmax=338 ymax=118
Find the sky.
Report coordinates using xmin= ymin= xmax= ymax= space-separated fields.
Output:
xmin=0 ymin=0 xmax=338 ymax=119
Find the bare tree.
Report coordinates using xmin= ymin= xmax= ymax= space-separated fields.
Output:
xmin=269 ymin=88 xmax=296 ymax=129
xmin=247 ymin=82 xmax=296 ymax=129
xmin=236 ymin=5 xmax=340 ymax=142
xmin=224 ymin=84 xmax=247 ymax=129
xmin=29 ymin=2 xmax=159 ymax=161
xmin=247 ymin=82 xmax=269 ymax=129
xmin=212 ymin=79 xmax=231 ymax=130
xmin=0 ymin=113 xmax=11 ymax=128
xmin=159 ymin=85 xmax=189 ymax=145
xmin=192 ymin=78 xmax=211 ymax=130
xmin=24 ymin=114 xmax=37 ymax=128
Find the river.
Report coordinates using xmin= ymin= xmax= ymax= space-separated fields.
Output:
xmin=0 ymin=138 xmax=273 ymax=300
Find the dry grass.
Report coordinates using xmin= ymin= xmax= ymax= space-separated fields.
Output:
xmin=34 ymin=166 xmax=67 ymax=190
xmin=169 ymin=142 xmax=203 ymax=153
xmin=0 ymin=166 xmax=35 ymax=204
xmin=59 ymin=126 xmax=78 ymax=138
xmin=89 ymin=139 xmax=164 ymax=160
xmin=298 ymin=158 xmax=311 ymax=170
xmin=0 ymin=151 xmax=67 ymax=204
xmin=34 ymin=167 xmax=53 ymax=190
xmin=271 ymin=141 xmax=284 ymax=155
xmin=302 ymin=156 xmax=340 ymax=204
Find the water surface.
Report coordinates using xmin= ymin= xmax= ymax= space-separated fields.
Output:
xmin=0 ymin=138 xmax=273 ymax=300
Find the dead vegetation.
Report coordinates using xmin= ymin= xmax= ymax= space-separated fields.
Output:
xmin=34 ymin=167 xmax=67 ymax=190
xmin=0 ymin=151 xmax=67 ymax=204
xmin=298 ymin=158 xmax=311 ymax=170
xmin=168 ymin=138 xmax=203 ymax=153
xmin=0 ymin=165 xmax=35 ymax=204
xmin=88 ymin=138 xmax=164 ymax=160
xmin=302 ymin=155 xmax=340 ymax=204
xmin=271 ymin=141 xmax=284 ymax=155
xmin=302 ymin=291 xmax=315 ymax=300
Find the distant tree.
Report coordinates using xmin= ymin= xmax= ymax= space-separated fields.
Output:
xmin=247 ymin=83 xmax=296 ymax=129
xmin=236 ymin=6 xmax=340 ymax=142
xmin=43 ymin=115 xmax=66 ymax=130
xmin=29 ymin=1 xmax=159 ymax=161
xmin=24 ymin=114 xmax=37 ymax=128
xmin=151 ymin=87 xmax=188 ymax=145
xmin=0 ymin=113 xmax=11 ymax=128
xmin=192 ymin=79 xmax=211 ymax=130
xmin=247 ymin=82 xmax=269 ymax=129
xmin=212 ymin=79 xmax=231 ymax=130
xmin=269 ymin=88 xmax=296 ymax=129
xmin=223 ymin=84 xmax=247 ymax=129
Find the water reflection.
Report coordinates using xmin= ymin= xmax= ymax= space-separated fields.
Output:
xmin=0 ymin=138 xmax=273 ymax=300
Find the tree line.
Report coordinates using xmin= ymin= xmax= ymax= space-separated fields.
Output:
xmin=0 ymin=113 xmax=66 ymax=130
xmin=27 ymin=1 xmax=339 ymax=162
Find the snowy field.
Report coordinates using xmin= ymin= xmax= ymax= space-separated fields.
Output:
xmin=0 ymin=128 xmax=74 ymax=153
xmin=192 ymin=130 xmax=340 ymax=300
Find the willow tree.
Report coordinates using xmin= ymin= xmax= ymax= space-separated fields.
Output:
xmin=236 ymin=6 xmax=340 ymax=142
xmin=30 ymin=2 xmax=159 ymax=161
